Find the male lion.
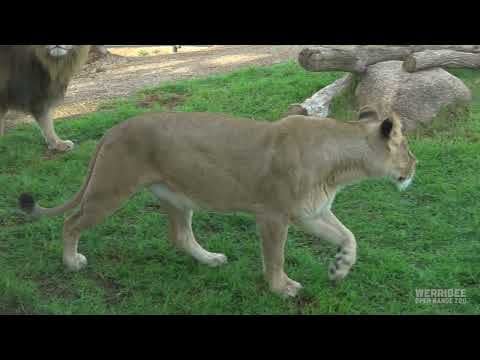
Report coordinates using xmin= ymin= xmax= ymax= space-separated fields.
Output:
xmin=0 ymin=45 xmax=90 ymax=151
xmin=19 ymin=109 xmax=416 ymax=298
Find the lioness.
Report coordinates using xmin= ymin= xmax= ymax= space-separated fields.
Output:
xmin=0 ymin=45 xmax=90 ymax=151
xmin=19 ymin=109 xmax=416 ymax=297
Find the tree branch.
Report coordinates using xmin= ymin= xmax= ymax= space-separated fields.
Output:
xmin=403 ymin=50 xmax=480 ymax=72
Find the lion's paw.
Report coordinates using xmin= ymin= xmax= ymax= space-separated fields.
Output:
xmin=49 ymin=140 xmax=75 ymax=152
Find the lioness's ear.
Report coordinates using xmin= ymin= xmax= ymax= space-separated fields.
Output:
xmin=380 ymin=118 xmax=393 ymax=138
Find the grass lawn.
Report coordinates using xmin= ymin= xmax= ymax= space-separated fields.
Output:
xmin=0 ymin=62 xmax=479 ymax=315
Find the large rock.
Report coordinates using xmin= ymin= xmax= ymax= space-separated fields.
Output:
xmin=355 ymin=61 xmax=471 ymax=131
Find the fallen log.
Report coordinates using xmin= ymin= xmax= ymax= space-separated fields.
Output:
xmin=87 ymin=45 xmax=110 ymax=63
xmin=299 ymin=47 xmax=368 ymax=73
xmin=355 ymin=61 xmax=471 ymax=131
xmin=403 ymin=50 xmax=480 ymax=72
xmin=302 ymin=74 xmax=354 ymax=117
xmin=299 ymin=45 xmax=480 ymax=73
xmin=91 ymin=45 xmax=109 ymax=55
xmin=284 ymin=74 xmax=354 ymax=117
xmin=409 ymin=45 xmax=480 ymax=53
xmin=322 ymin=45 xmax=480 ymax=53
xmin=296 ymin=45 xmax=476 ymax=129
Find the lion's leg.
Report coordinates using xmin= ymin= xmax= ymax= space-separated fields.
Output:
xmin=164 ymin=204 xmax=227 ymax=267
xmin=0 ymin=108 xmax=6 ymax=136
xmin=33 ymin=109 xmax=74 ymax=152
xmin=296 ymin=210 xmax=357 ymax=282
xmin=256 ymin=214 xmax=302 ymax=298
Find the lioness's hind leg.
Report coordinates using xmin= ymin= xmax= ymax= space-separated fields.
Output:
xmin=62 ymin=193 xmax=135 ymax=271
xmin=62 ymin=211 xmax=89 ymax=271
xmin=165 ymin=204 xmax=227 ymax=267
xmin=62 ymin=180 xmax=140 ymax=271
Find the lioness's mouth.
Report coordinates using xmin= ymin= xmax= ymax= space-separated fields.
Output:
xmin=396 ymin=176 xmax=413 ymax=191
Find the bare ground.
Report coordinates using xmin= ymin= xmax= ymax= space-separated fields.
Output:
xmin=4 ymin=45 xmax=305 ymax=129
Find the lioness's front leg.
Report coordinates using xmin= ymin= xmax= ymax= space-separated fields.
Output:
xmin=257 ymin=214 xmax=302 ymax=298
xmin=297 ymin=210 xmax=357 ymax=282
xmin=34 ymin=109 xmax=74 ymax=152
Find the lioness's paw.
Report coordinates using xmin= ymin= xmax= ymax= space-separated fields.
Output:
xmin=328 ymin=263 xmax=349 ymax=282
xmin=204 ymin=253 xmax=228 ymax=267
xmin=64 ymin=253 xmax=88 ymax=271
xmin=272 ymin=277 xmax=303 ymax=298
xmin=328 ymin=247 xmax=356 ymax=283
xmin=49 ymin=140 xmax=75 ymax=152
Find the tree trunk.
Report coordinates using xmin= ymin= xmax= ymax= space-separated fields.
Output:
xmin=296 ymin=45 xmax=476 ymax=130
xmin=299 ymin=45 xmax=480 ymax=73
xmin=87 ymin=45 xmax=110 ymax=63
xmin=355 ymin=61 xmax=471 ymax=132
xmin=409 ymin=45 xmax=480 ymax=53
xmin=301 ymin=74 xmax=354 ymax=117
xmin=403 ymin=50 xmax=480 ymax=72
xmin=298 ymin=47 xmax=368 ymax=73
xmin=283 ymin=74 xmax=354 ymax=117
xmin=91 ymin=45 xmax=109 ymax=55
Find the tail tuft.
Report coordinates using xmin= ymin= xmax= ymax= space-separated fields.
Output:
xmin=19 ymin=193 xmax=35 ymax=214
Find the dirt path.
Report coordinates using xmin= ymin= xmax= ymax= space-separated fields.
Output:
xmin=4 ymin=45 xmax=305 ymax=129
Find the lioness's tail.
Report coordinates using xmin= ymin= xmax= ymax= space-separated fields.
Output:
xmin=19 ymin=136 xmax=106 ymax=220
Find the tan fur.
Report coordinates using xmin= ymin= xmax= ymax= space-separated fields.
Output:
xmin=22 ymin=109 xmax=417 ymax=298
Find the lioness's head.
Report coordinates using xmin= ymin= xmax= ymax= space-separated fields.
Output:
xmin=360 ymin=106 xmax=417 ymax=191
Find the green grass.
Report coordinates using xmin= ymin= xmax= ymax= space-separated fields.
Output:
xmin=1 ymin=62 xmax=479 ymax=314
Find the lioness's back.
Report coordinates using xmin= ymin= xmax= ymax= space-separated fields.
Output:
xmin=111 ymin=112 xmax=274 ymax=154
